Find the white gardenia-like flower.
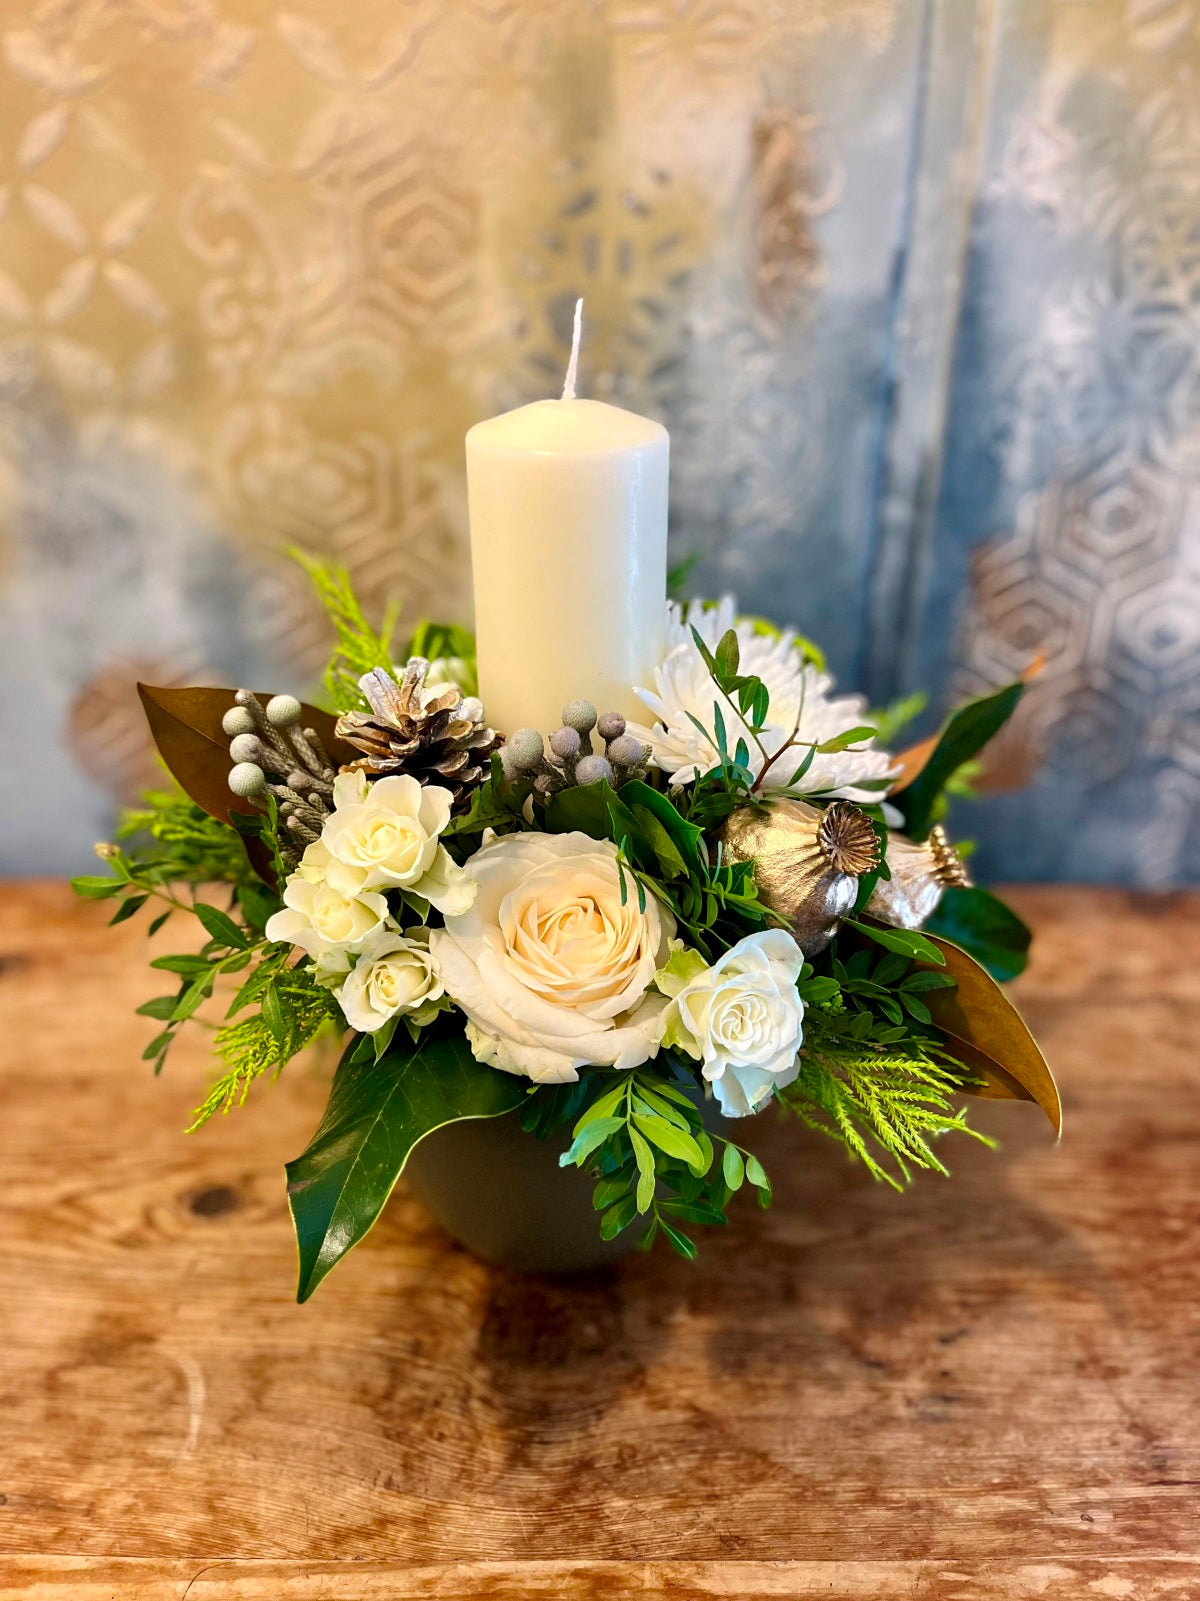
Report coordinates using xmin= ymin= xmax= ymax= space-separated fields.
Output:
xmin=334 ymin=928 xmax=445 ymax=1034
xmin=628 ymin=597 xmax=896 ymax=802
xmin=318 ymin=770 xmax=475 ymax=915
xmin=265 ymin=847 xmax=391 ymax=961
xmin=429 ymin=830 xmax=675 ymax=1083
xmin=658 ymin=930 xmax=805 ymax=1118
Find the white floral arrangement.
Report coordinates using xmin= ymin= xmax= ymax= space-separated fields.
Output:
xmin=79 ymin=562 xmax=1057 ymax=1299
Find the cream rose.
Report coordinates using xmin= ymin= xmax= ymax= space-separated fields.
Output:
xmin=319 ymin=770 xmax=474 ymax=915
xmin=658 ymin=930 xmax=805 ymax=1117
xmin=334 ymin=928 xmax=445 ymax=1034
xmin=265 ymin=842 xmax=390 ymax=961
xmin=429 ymin=831 xmax=675 ymax=1083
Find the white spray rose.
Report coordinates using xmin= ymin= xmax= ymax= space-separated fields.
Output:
xmin=334 ymin=927 xmax=445 ymax=1034
xmin=265 ymin=839 xmax=391 ymax=960
xmin=429 ymin=830 xmax=675 ymax=1083
xmin=658 ymin=930 xmax=805 ymax=1117
xmin=319 ymin=770 xmax=474 ymax=915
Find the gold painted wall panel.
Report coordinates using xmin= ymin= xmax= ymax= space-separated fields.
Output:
xmin=1 ymin=0 xmax=911 ymax=871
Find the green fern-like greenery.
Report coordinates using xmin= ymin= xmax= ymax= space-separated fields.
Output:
xmin=289 ymin=547 xmax=399 ymax=712
xmin=190 ymin=975 xmax=338 ymax=1129
xmin=782 ymin=1024 xmax=992 ymax=1189
xmin=118 ymin=787 xmax=258 ymax=886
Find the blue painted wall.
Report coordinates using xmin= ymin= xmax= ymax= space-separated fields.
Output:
xmin=0 ymin=1 xmax=1196 ymax=882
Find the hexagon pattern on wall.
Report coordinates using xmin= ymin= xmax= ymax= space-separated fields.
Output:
xmin=1 ymin=0 xmax=1199 ymax=881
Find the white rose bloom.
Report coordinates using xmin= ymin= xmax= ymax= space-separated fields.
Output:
xmin=659 ymin=929 xmax=805 ymax=1118
xmin=265 ymin=840 xmax=390 ymax=960
xmin=334 ymin=927 xmax=445 ymax=1034
xmin=319 ymin=770 xmax=475 ymax=915
xmin=628 ymin=597 xmax=896 ymax=802
xmin=429 ymin=831 xmax=675 ymax=1084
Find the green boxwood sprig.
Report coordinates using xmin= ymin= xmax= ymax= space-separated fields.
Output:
xmin=556 ymin=1065 xmax=771 ymax=1257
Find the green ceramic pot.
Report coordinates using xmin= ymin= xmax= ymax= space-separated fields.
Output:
xmin=403 ymin=1108 xmax=637 ymax=1272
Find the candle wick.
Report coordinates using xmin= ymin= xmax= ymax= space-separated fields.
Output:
xmin=561 ymin=298 xmax=583 ymax=401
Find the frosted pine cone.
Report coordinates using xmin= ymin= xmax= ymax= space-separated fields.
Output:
xmin=335 ymin=661 xmax=499 ymax=808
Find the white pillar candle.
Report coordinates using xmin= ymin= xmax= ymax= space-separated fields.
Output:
xmin=466 ymin=308 xmax=669 ymax=736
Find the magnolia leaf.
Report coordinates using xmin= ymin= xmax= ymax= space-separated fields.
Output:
xmin=888 ymin=730 xmax=939 ymax=793
xmin=137 ymin=683 xmax=353 ymax=886
xmin=891 ymin=680 xmax=1024 ymax=838
xmin=890 ymin=654 xmax=1044 ymax=798
xmin=919 ymin=933 xmax=1061 ymax=1136
xmin=138 ymin=683 xmax=349 ymax=822
xmin=923 ymin=885 xmax=1032 ymax=983
xmin=286 ymin=1033 xmax=524 ymax=1301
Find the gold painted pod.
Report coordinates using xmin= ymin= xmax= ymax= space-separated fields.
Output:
xmin=719 ymin=799 xmax=881 ymax=956
xmin=866 ymin=825 xmax=971 ymax=929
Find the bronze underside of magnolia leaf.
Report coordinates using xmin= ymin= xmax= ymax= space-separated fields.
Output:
xmin=918 ymin=932 xmax=1061 ymax=1136
xmin=889 ymin=731 xmax=939 ymax=794
xmin=137 ymin=684 xmax=355 ymax=887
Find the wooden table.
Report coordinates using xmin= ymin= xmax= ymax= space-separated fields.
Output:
xmin=2 ymin=883 xmax=1198 ymax=1598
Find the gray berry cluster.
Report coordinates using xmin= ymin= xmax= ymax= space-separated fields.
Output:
xmin=500 ymin=701 xmax=651 ymax=797
xmin=223 ymin=690 xmax=336 ymax=859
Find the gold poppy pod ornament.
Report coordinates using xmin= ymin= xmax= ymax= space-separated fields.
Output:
xmin=719 ymin=799 xmax=881 ymax=956
xmin=866 ymin=824 xmax=972 ymax=929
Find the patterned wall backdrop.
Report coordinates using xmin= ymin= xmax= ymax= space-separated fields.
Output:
xmin=0 ymin=0 xmax=1196 ymax=883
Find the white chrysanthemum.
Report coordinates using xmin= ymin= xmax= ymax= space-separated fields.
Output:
xmin=628 ymin=597 xmax=897 ymax=801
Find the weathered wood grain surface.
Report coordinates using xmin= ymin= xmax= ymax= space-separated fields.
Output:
xmin=2 ymin=882 xmax=1198 ymax=1599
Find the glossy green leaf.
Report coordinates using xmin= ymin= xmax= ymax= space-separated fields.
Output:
xmin=591 ymin=1170 xmax=634 ymax=1211
xmin=816 ymin=724 xmax=877 ymax=754
xmin=628 ymin=804 xmax=688 ymax=879
xmin=615 ymin=781 xmax=705 ymax=869
xmin=261 ymin=985 xmax=289 ymax=1047
xmin=109 ymin=893 xmax=149 ymax=925
xmin=571 ymin=1082 xmax=626 ymax=1133
xmin=923 ymin=886 xmax=1032 ymax=983
xmin=661 ymin=1198 xmax=728 ymax=1227
xmin=891 ymin=680 xmax=1024 ymax=839
xmin=193 ymin=902 xmax=249 ymax=950
xmin=632 ymin=1084 xmax=692 ymax=1130
xmin=235 ymin=880 xmax=281 ymax=933
xmin=722 ymin=1142 xmax=745 ymax=1191
xmin=744 ymin=1153 xmax=771 ymax=1202
xmin=136 ymin=995 xmax=178 ymax=1020
xmin=544 ymin=778 xmax=616 ymax=839
xmin=150 ymin=953 xmax=210 ymax=974
xmin=846 ymin=919 xmax=947 ymax=966
xmin=715 ymin=628 xmax=740 ymax=679
xmin=600 ymin=1194 xmax=638 ymax=1239
xmin=632 ymin=1113 xmax=705 ymax=1170
xmin=171 ymin=978 xmax=212 ymax=1022
xmin=285 ymin=1033 xmax=524 ymax=1301
xmin=631 ymin=1126 xmax=656 ymax=1214
xmin=659 ymin=1218 xmax=699 ymax=1259
xmin=559 ymin=1115 xmax=624 ymax=1167
xmin=71 ymin=875 xmax=126 ymax=900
